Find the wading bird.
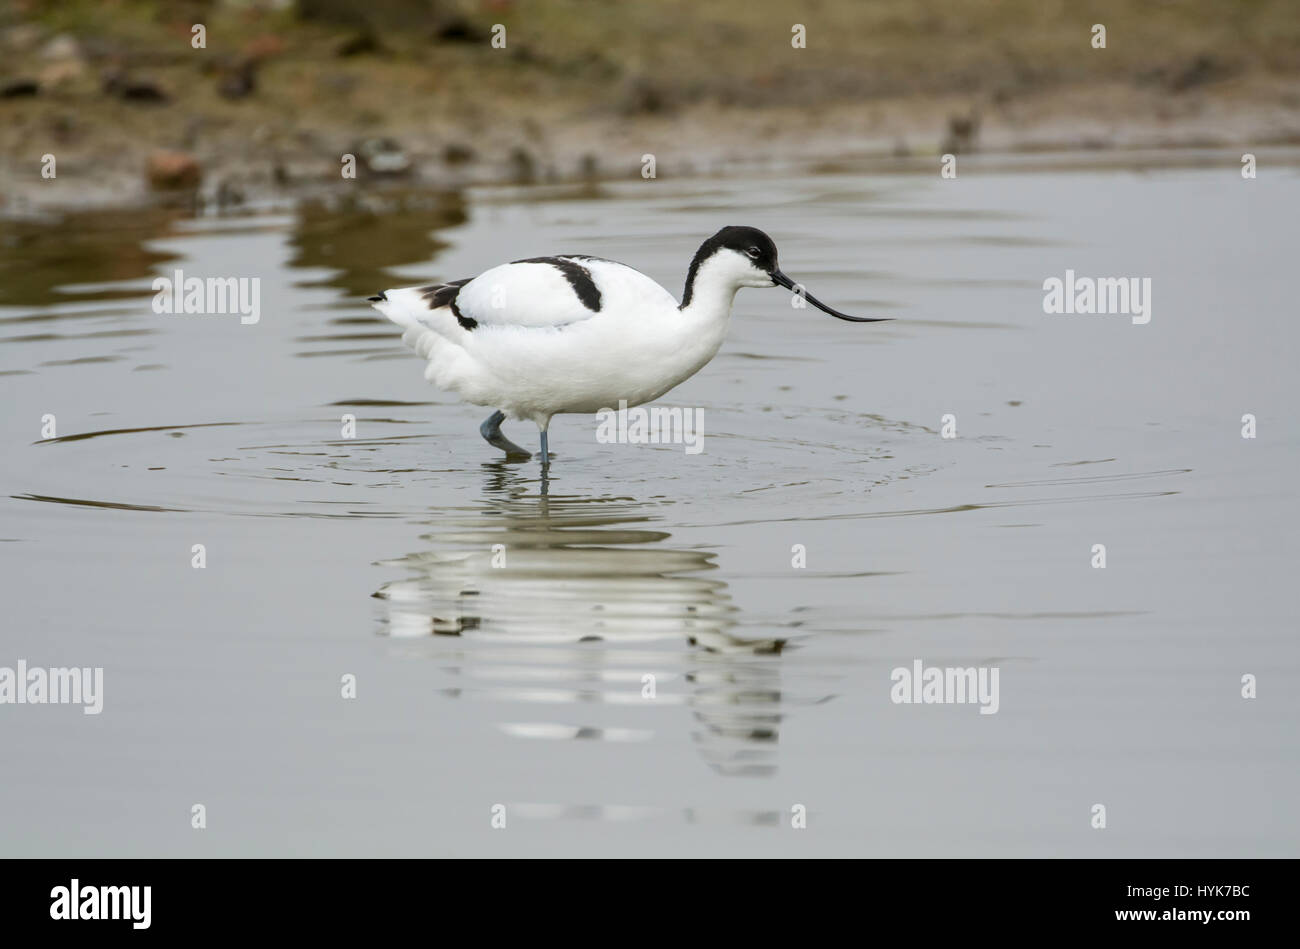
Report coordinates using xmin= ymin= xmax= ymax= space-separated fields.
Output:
xmin=369 ymin=226 xmax=887 ymax=465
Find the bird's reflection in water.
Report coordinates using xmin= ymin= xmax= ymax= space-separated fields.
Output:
xmin=373 ymin=463 xmax=808 ymax=778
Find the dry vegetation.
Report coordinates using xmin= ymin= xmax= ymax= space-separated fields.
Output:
xmin=2 ymin=0 xmax=1299 ymax=208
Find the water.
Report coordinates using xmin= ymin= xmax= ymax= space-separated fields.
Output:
xmin=2 ymin=157 xmax=1297 ymax=856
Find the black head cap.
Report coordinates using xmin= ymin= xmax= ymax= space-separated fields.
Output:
xmin=681 ymin=225 xmax=779 ymax=306
xmin=709 ymin=225 xmax=778 ymax=270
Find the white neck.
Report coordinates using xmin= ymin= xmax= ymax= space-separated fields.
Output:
xmin=679 ymin=254 xmax=744 ymax=325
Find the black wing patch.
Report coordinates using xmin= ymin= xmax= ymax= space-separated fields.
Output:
xmin=417 ymin=278 xmax=476 ymax=330
xmin=512 ymin=256 xmax=603 ymax=312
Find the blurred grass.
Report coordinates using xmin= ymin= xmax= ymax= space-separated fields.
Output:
xmin=2 ymin=0 xmax=1298 ymax=195
xmin=10 ymin=0 xmax=1300 ymax=106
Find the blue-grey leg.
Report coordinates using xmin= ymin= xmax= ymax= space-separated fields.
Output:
xmin=479 ymin=410 xmax=531 ymax=458
xmin=539 ymin=430 xmax=550 ymax=466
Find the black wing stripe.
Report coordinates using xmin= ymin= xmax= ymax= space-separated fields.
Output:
xmin=450 ymin=297 xmax=476 ymax=330
xmin=511 ymin=256 xmax=603 ymax=312
xmin=410 ymin=278 xmax=476 ymax=330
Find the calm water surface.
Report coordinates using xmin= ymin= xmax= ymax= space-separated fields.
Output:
xmin=1 ymin=157 xmax=1297 ymax=856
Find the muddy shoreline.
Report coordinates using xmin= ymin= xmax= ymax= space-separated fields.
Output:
xmin=6 ymin=80 xmax=1300 ymax=217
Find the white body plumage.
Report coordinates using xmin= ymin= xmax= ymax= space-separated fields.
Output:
xmin=368 ymin=226 xmax=882 ymax=461
xmin=373 ymin=253 xmax=765 ymax=428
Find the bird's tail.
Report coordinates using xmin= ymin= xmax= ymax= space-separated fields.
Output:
xmin=369 ymin=288 xmax=426 ymax=330
xmin=369 ymin=284 xmax=482 ymax=399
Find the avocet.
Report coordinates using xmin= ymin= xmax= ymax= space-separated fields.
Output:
xmin=369 ymin=225 xmax=887 ymax=464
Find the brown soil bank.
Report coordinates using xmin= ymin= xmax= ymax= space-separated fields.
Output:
xmin=2 ymin=0 xmax=1299 ymax=210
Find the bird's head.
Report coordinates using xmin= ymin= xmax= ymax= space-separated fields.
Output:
xmin=685 ymin=225 xmax=890 ymax=322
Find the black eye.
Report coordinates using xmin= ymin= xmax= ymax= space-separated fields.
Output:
xmin=746 ymin=247 xmax=760 ymax=259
